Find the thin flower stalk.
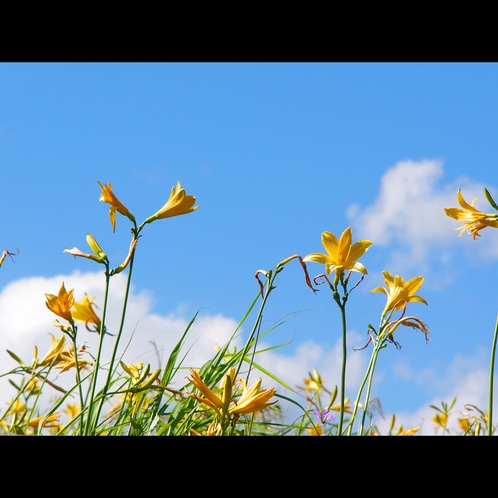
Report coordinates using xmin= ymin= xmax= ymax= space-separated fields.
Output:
xmin=357 ymin=321 xmax=427 ymax=433
xmin=488 ymin=314 xmax=498 ymax=436
xmin=444 ymin=188 xmax=498 ymax=435
xmin=84 ymin=259 xmax=111 ymax=435
xmin=238 ymin=267 xmax=281 ymax=385
xmin=93 ymin=233 xmax=138 ymax=429
xmin=242 ymin=256 xmax=315 ymax=387
xmin=44 ymin=284 xmax=85 ymax=419
xmin=304 ymin=228 xmax=371 ymax=435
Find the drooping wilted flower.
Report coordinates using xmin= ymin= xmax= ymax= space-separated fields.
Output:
xmin=98 ymin=181 xmax=136 ymax=232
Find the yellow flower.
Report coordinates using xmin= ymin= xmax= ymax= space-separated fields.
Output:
xmin=432 ymin=412 xmax=448 ymax=429
xmin=191 ymin=420 xmax=223 ymax=436
xmin=187 ymin=369 xmax=229 ymax=415
xmin=25 ymin=378 xmax=41 ymax=395
xmin=444 ymin=189 xmax=498 ymax=239
xmin=330 ymin=397 xmax=352 ymax=414
xmin=229 ymin=378 xmax=276 ymax=416
xmin=458 ymin=416 xmax=471 ymax=433
xmin=98 ymin=181 xmax=136 ymax=232
xmin=38 ymin=334 xmax=67 ymax=367
xmin=8 ymin=398 xmax=26 ymax=416
xmin=63 ymin=404 xmax=80 ymax=420
xmin=143 ymin=181 xmax=199 ymax=225
xmin=55 ymin=344 xmax=92 ymax=373
xmin=187 ymin=368 xmax=276 ymax=418
xmin=28 ymin=413 xmax=59 ymax=429
xmin=303 ymin=227 xmax=372 ymax=279
xmin=71 ymin=294 xmax=102 ymax=333
xmin=45 ymin=282 xmax=74 ymax=325
xmin=393 ymin=425 xmax=419 ymax=436
xmin=307 ymin=426 xmax=324 ymax=436
xmin=371 ymin=270 xmax=427 ymax=317
xmin=303 ymin=369 xmax=323 ymax=393
xmin=121 ymin=361 xmax=144 ymax=382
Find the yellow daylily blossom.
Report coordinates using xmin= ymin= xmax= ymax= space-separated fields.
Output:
xmin=191 ymin=420 xmax=223 ymax=436
xmin=458 ymin=416 xmax=471 ymax=433
xmin=187 ymin=368 xmax=232 ymax=415
xmin=71 ymin=294 xmax=102 ymax=333
xmin=25 ymin=378 xmax=41 ymax=395
xmin=8 ymin=398 xmax=26 ymax=416
xmin=432 ymin=412 xmax=448 ymax=430
xmin=393 ymin=425 xmax=419 ymax=436
xmin=37 ymin=334 xmax=67 ymax=367
xmin=45 ymin=282 xmax=75 ymax=325
xmin=28 ymin=413 xmax=59 ymax=429
xmin=143 ymin=181 xmax=199 ymax=225
xmin=303 ymin=227 xmax=372 ymax=280
xmin=307 ymin=426 xmax=324 ymax=436
xmin=63 ymin=404 xmax=80 ymax=420
xmin=98 ymin=181 xmax=136 ymax=232
xmin=371 ymin=270 xmax=427 ymax=317
xmin=187 ymin=368 xmax=276 ymax=418
xmin=55 ymin=344 xmax=92 ymax=373
xmin=302 ymin=369 xmax=324 ymax=393
xmin=330 ymin=397 xmax=352 ymax=414
xmin=444 ymin=189 xmax=498 ymax=239
xmin=229 ymin=378 xmax=276 ymax=416
xmin=121 ymin=361 xmax=144 ymax=382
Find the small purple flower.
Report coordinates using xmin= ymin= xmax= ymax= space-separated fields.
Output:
xmin=313 ymin=409 xmax=336 ymax=424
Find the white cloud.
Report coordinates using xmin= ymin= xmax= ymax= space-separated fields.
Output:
xmin=1 ymin=270 xmax=495 ymax=436
xmin=375 ymin=348 xmax=492 ymax=435
xmin=347 ymin=159 xmax=498 ymax=280
xmin=0 ymin=271 xmax=372 ymax=425
xmin=0 ymin=271 xmax=242 ymax=408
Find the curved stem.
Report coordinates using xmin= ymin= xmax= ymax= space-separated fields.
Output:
xmin=488 ymin=313 xmax=498 ymax=435
xmin=235 ymin=267 xmax=281 ymax=382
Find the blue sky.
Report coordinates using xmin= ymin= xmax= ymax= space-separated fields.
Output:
xmin=1 ymin=62 xmax=498 ymax=433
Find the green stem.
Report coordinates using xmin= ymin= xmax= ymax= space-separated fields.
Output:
xmin=235 ymin=267 xmax=281 ymax=382
xmin=357 ymin=342 xmax=382 ymax=435
xmin=108 ymin=249 xmax=135 ymax=381
xmin=338 ymin=300 xmax=347 ymax=435
xmin=84 ymin=262 xmax=111 ymax=435
xmin=488 ymin=313 xmax=498 ymax=436
xmin=69 ymin=327 xmax=85 ymax=435
xmin=93 ymin=246 xmax=137 ymax=429
xmin=346 ymin=343 xmax=377 ymax=435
